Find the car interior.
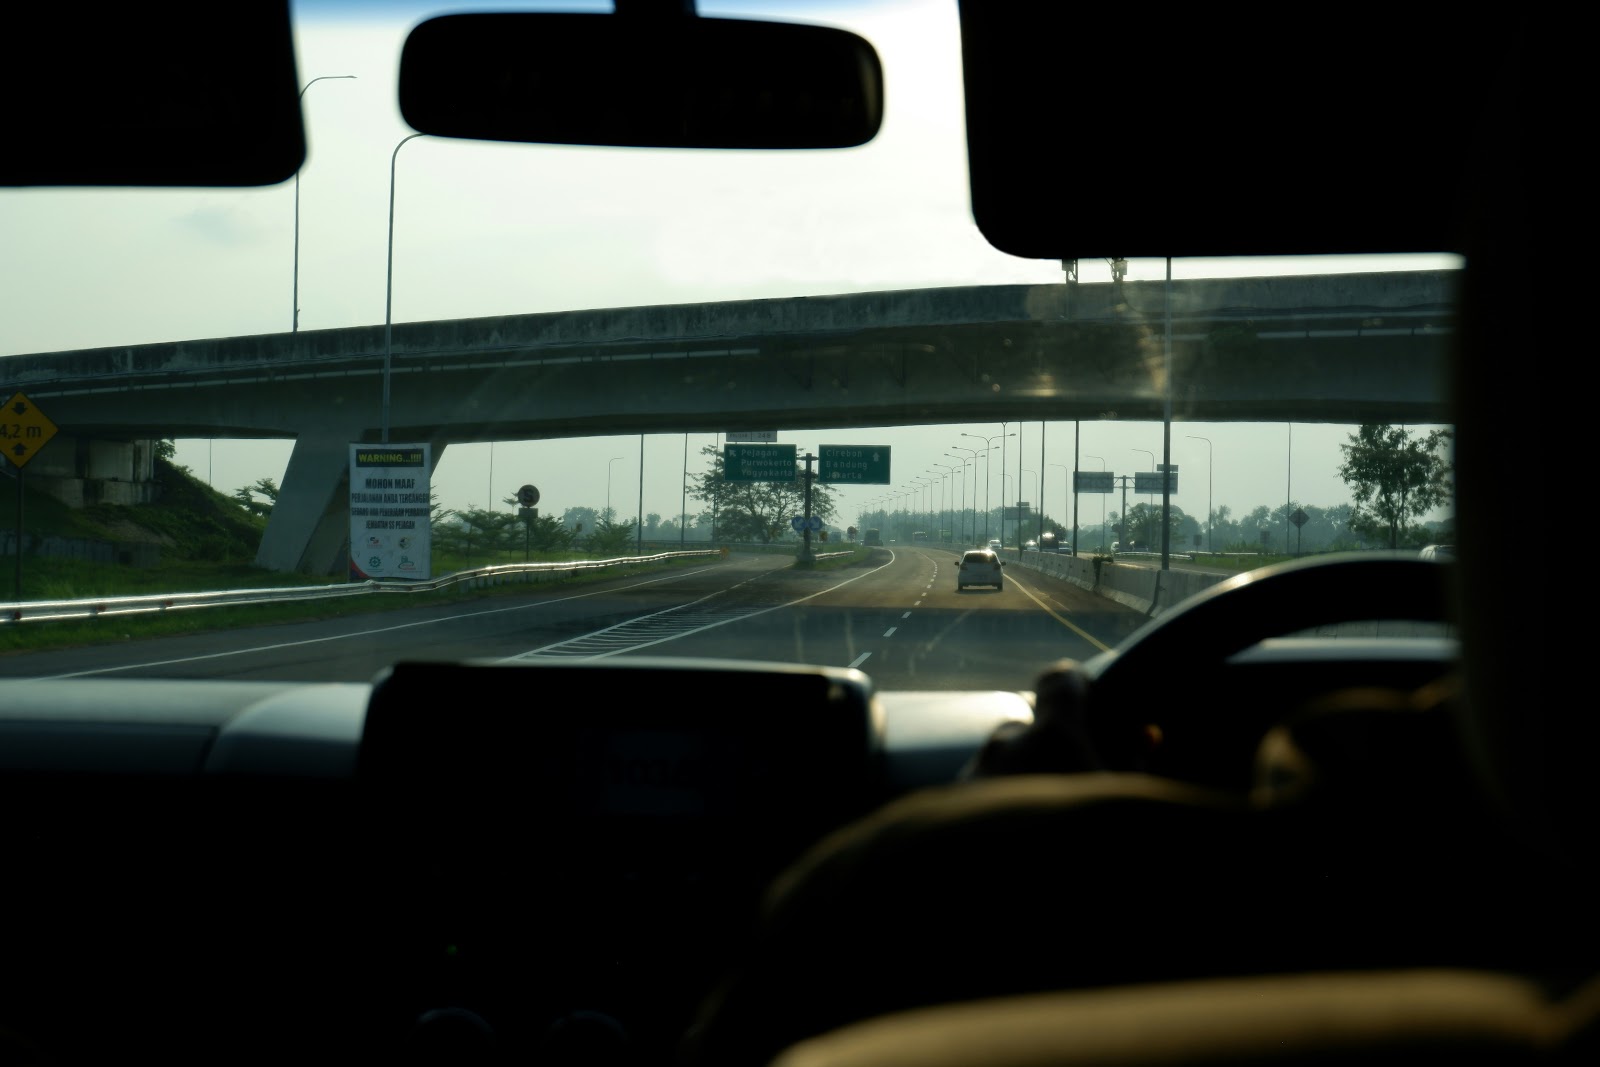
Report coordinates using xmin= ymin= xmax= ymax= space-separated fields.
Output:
xmin=4 ymin=4 xmax=1585 ymax=1067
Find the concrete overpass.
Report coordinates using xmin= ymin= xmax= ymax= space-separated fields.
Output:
xmin=2 ymin=271 xmax=1456 ymax=574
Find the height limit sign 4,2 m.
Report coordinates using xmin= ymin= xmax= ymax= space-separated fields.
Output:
xmin=3 ymin=392 xmax=62 ymax=601
xmin=2 ymin=392 xmax=58 ymax=470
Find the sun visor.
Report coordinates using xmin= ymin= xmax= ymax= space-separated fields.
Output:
xmin=3 ymin=2 xmax=304 ymax=187
xmin=958 ymin=4 xmax=1512 ymax=258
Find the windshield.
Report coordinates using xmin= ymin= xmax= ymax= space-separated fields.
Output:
xmin=0 ymin=0 xmax=1458 ymax=688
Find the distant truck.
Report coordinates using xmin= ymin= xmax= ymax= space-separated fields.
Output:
xmin=1038 ymin=531 xmax=1061 ymax=553
xmin=863 ymin=528 xmax=883 ymax=546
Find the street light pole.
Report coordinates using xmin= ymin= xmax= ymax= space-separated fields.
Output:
xmin=294 ymin=75 xmax=355 ymax=333
xmin=710 ymin=432 xmax=720 ymax=545
xmin=1187 ymin=435 xmax=1213 ymax=553
xmin=606 ymin=455 xmax=624 ymax=522
xmin=949 ymin=460 xmax=968 ymax=541
xmin=1085 ymin=455 xmax=1104 ymax=550
xmin=382 ymin=132 xmax=424 ymax=443
xmin=1286 ymin=422 xmax=1293 ymax=555
xmin=944 ymin=459 xmax=960 ymax=540
xmin=980 ymin=445 xmax=992 ymax=542
xmin=908 ymin=480 xmax=930 ymax=537
xmin=948 ymin=446 xmax=980 ymax=543
xmin=1132 ymin=447 xmax=1155 ymax=548
xmin=1048 ymin=462 xmax=1068 ymax=552
xmin=930 ymin=464 xmax=956 ymax=542
xmin=1021 ymin=468 xmax=1038 ymax=545
xmin=1000 ymin=421 xmax=1010 ymax=547
xmin=961 ymin=431 xmax=1013 ymax=544
xmin=1038 ymin=421 xmax=1046 ymax=550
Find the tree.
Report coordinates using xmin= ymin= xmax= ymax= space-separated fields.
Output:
xmin=491 ymin=496 xmax=577 ymax=554
xmin=437 ymin=506 xmax=519 ymax=559
xmin=687 ymin=444 xmax=838 ymax=544
xmin=516 ymin=512 xmax=574 ymax=553
xmin=586 ymin=515 xmax=635 ymax=556
xmin=562 ymin=506 xmax=599 ymax=536
xmin=1338 ymin=424 xmax=1453 ymax=549
xmin=1123 ymin=501 xmax=1190 ymax=550
xmin=232 ymin=476 xmax=279 ymax=517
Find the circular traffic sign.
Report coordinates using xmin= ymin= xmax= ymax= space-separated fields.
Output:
xmin=517 ymin=484 xmax=540 ymax=507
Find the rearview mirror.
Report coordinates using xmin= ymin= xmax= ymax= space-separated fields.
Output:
xmin=399 ymin=13 xmax=883 ymax=150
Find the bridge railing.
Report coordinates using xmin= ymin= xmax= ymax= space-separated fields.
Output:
xmin=1 ymin=550 xmax=721 ymax=624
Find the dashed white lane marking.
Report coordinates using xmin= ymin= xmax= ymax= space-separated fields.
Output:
xmin=507 ymin=548 xmax=899 ymax=661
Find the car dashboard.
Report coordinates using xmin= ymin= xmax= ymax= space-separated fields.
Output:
xmin=0 ymin=642 xmax=1462 ymax=1066
xmin=0 ymin=659 xmax=1025 ymax=1064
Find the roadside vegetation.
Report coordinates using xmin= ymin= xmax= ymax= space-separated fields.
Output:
xmin=0 ymin=457 xmax=717 ymax=655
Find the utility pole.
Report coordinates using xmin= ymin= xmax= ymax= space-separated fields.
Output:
xmin=1000 ymin=421 xmax=1009 ymax=546
xmin=1117 ymin=474 xmax=1133 ymax=549
xmin=799 ymin=451 xmax=817 ymax=562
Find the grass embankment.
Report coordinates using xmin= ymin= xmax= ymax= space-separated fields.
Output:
xmin=0 ymin=461 xmax=712 ymax=655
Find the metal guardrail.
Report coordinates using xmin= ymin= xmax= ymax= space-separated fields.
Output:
xmin=1 ymin=550 xmax=721 ymax=624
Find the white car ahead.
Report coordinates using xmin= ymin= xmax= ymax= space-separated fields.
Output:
xmin=957 ymin=549 xmax=1005 ymax=591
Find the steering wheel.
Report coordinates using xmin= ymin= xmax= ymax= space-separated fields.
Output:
xmin=974 ymin=553 xmax=1456 ymax=776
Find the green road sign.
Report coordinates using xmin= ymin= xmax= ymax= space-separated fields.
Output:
xmin=1074 ymin=470 xmax=1114 ymax=493
xmin=818 ymin=444 xmax=890 ymax=484
xmin=724 ymin=442 xmax=797 ymax=482
xmin=1134 ymin=470 xmax=1178 ymax=494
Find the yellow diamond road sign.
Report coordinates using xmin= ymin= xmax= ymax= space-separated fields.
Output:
xmin=2 ymin=392 xmax=59 ymax=469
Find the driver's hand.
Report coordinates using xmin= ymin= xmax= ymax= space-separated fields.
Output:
xmin=962 ymin=659 xmax=1106 ymax=777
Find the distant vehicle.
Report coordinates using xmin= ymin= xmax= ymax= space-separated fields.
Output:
xmin=1038 ymin=532 xmax=1060 ymax=553
xmin=987 ymin=538 xmax=1003 ymax=552
xmin=863 ymin=528 xmax=882 ymax=546
xmin=1419 ymin=544 xmax=1456 ymax=561
xmin=956 ymin=549 xmax=1004 ymax=591
xmin=1022 ymin=539 xmax=1038 ymax=551
xmin=912 ymin=531 xmax=930 ymax=543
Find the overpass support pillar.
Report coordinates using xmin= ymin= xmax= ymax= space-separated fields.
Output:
xmin=258 ymin=430 xmax=451 ymax=576
xmin=257 ymin=428 xmax=361 ymax=575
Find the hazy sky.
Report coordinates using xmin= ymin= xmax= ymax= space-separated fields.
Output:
xmin=0 ymin=0 xmax=1458 ymax=534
